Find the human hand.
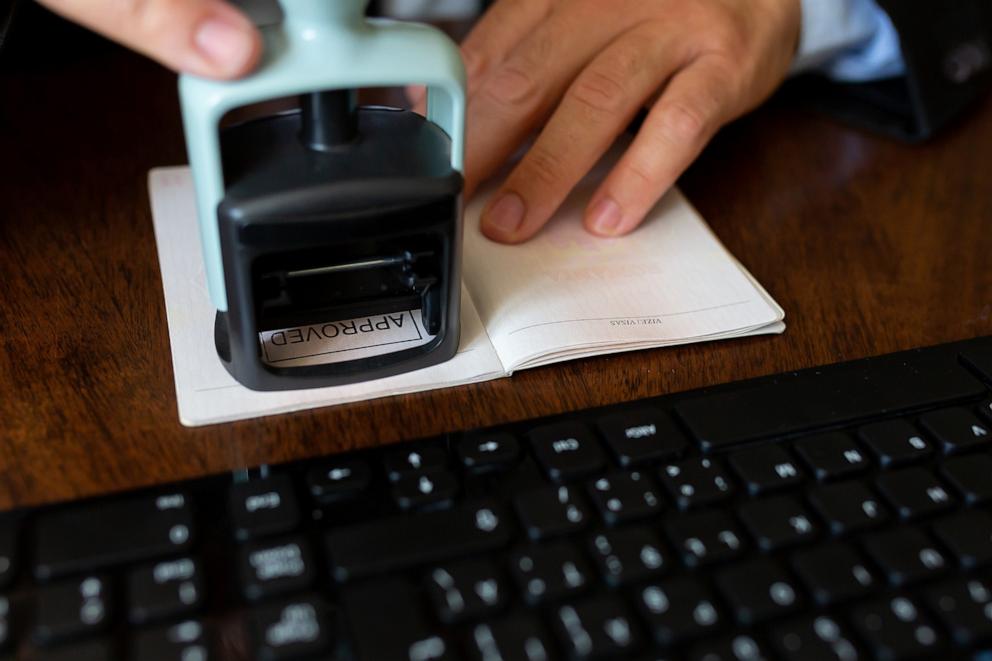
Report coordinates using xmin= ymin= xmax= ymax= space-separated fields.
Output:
xmin=461 ymin=0 xmax=801 ymax=243
xmin=36 ymin=0 xmax=262 ymax=79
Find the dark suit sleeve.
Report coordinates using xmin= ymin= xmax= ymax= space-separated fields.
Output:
xmin=791 ymin=1 xmax=992 ymax=141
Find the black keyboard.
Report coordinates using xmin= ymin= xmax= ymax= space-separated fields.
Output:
xmin=3 ymin=337 xmax=992 ymax=661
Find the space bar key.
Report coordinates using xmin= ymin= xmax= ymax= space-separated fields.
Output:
xmin=326 ymin=500 xmax=510 ymax=581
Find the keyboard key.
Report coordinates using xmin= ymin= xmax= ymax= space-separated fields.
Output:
xmin=808 ymin=481 xmax=888 ymax=535
xmin=305 ymin=459 xmax=371 ymax=504
xmin=34 ymin=639 xmax=114 ymax=661
xmin=127 ymin=557 xmax=204 ymax=624
xmin=344 ymin=579 xmax=449 ymax=661
xmin=596 ymin=408 xmax=687 ymax=467
xmin=715 ymin=557 xmax=803 ymax=625
xmin=875 ymin=467 xmax=955 ymax=520
xmin=962 ymin=345 xmax=992 ymax=384
xmin=34 ymin=492 xmax=194 ymax=581
xmin=665 ymin=510 xmax=746 ymax=567
xmin=941 ymin=454 xmax=992 ymax=504
xmin=528 ymin=422 xmax=606 ymax=481
xmin=687 ymin=634 xmax=768 ymax=661
xmin=426 ymin=559 xmax=505 ymax=623
xmin=458 ymin=432 xmax=520 ymax=472
xmin=469 ymin=613 xmax=554 ymax=661
xmin=793 ymin=433 xmax=869 ymax=481
xmin=676 ymin=348 xmax=986 ymax=449
xmin=251 ymin=596 xmax=332 ymax=661
xmin=327 ymin=500 xmax=510 ymax=581
xmin=982 ymin=398 xmax=992 ymax=423
xmin=553 ymin=595 xmax=642 ymax=659
xmin=588 ymin=527 xmax=669 ymax=586
xmin=919 ymin=407 xmax=991 ymax=454
xmin=770 ymin=615 xmax=859 ymax=661
xmin=131 ymin=619 xmax=210 ymax=661
xmin=228 ymin=476 xmax=300 ymax=541
xmin=791 ymin=542 xmax=877 ymax=605
xmin=727 ymin=445 xmax=804 ymax=495
xmin=34 ymin=575 xmax=112 ymax=644
xmin=737 ymin=495 xmax=818 ymax=551
xmin=978 ymin=399 xmax=992 ymax=420
xmin=0 ymin=518 xmax=15 ymax=589
xmin=240 ymin=536 xmax=316 ymax=601
xmin=851 ymin=595 xmax=943 ymax=659
xmin=0 ymin=596 xmax=9 ymax=652
xmin=931 ymin=509 xmax=992 ymax=568
xmin=858 ymin=419 xmax=933 ymax=466
xmin=636 ymin=578 xmax=722 ymax=646
xmin=586 ymin=472 xmax=663 ymax=525
xmin=510 ymin=541 xmax=591 ymax=604
xmin=863 ymin=527 xmax=948 ymax=586
xmin=385 ymin=447 xmax=448 ymax=481
xmin=924 ymin=577 xmax=992 ymax=646
xmin=514 ymin=485 xmax=590 ymax=541
xmin=393 ymin=470 xmax=458 ymax=510
xmin=658 ymin=458 xmax=735 ymax=510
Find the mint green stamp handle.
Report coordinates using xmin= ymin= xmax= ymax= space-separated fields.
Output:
xmin=179 ymin=0 xmax=466 ymax=312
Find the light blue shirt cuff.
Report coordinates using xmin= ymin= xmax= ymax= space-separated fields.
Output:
xmin=792 ymin=0 xmax=907 ymax=82
xmin=381 ymin=0 xmax=482 ymax=20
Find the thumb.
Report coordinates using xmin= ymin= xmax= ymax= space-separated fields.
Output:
xmin=38 ymin=0 xmax=262 ymax=79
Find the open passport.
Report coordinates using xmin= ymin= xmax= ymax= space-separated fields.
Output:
xmin=149 ymin=148 xmax=785 ymax=426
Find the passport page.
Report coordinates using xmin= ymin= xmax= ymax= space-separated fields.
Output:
xmin=463 ymin=149 xmax=785 ymax=372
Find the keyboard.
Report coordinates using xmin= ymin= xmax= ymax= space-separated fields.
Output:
xmin=2 ymin=337 xmax=992 ymax=661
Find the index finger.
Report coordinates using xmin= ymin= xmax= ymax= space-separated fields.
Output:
xmin=460 ymin=0 xmax=555 ymax=92
xmin=463 ymin=4 xmax=631 ymax=196
xmin=38 ymin=0 xmax=261 ymax=79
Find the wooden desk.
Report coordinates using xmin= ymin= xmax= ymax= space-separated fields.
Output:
xmin=2 ymin=36 xmax=991 ymax=511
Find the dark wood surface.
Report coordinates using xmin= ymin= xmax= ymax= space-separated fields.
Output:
xmin=2 ymin=24 xmax=991 ymax=512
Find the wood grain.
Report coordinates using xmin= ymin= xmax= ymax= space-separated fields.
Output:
xmin=1 ymin=20 xmax=991 ymax=510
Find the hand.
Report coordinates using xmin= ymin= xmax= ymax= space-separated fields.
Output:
xmin=462 ymin=0 xmax=801 ymax=243
xmin=37 ymin=0 xmax=262 ymax=79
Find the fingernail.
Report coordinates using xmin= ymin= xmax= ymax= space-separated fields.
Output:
xmin=588 ymin=197 xmax=623 ymax=234
xmin=484 ymin=192 xmax=525 ymax=234
xmin=195 ymin=15 xmax=256 ymax=73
